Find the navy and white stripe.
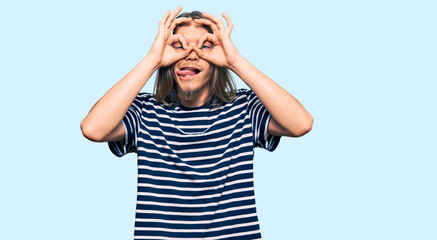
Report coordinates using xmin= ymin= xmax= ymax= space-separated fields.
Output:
xmin=109 ymin=89 xmax=280 ymax=239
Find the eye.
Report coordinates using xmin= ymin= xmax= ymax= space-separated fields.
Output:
xmin=172 ymin=43 xmax=183 ymax=49
xmin=201 ymin=42 xmax=213 ymax=49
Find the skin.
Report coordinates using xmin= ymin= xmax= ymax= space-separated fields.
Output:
xmin=172 ymin=22 xmax=213 ymax=107
xmin=80 ymin=6 xmax=313 ymax=142
xmin=192 ymin=12 xmax=313 ymax=137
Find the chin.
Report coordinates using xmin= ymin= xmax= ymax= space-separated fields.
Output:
xmin=176 ymin=78 xmax=210 ymax=102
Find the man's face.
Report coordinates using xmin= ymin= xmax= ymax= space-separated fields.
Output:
xmin=173 ymin=22 xmax=213 ymax=103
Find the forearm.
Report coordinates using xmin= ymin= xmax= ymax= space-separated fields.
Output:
xmin=81 ymin=55 xmax=159 ymax=142
xmin=229 ymin=56 xmax=313 ymax=137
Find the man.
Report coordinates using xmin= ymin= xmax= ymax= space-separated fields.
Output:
xmin=81 ymin=6 xmax=312 ymax=239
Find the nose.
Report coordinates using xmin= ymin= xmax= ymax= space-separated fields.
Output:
xmin=186 ymin=49 xmax=199 ymax=61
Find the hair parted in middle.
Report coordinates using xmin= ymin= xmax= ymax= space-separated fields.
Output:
xmin=153 ymin=11 xmax=237 ymax=107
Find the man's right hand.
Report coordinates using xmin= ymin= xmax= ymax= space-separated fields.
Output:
xmin=81 ymin=6 xmax=193 ymax=142
xmin=147 ymin=6 xmax=193 ymax=68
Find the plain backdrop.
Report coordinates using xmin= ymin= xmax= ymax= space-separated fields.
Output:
xmin=1 ymin=0 xmax=436 ymax=239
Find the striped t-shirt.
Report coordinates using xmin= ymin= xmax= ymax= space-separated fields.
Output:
xmin=109 ymin=89 xmax=281 ymax=239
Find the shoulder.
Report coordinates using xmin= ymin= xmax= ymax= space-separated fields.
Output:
xmin=225 ymin=89 xmax=253 ymax=106
xmin=236 ymin=88 xmax=254 ymax=99
xmin=215 ymin=89 xmax=256 ymax=113
xmin=135 ymin=92 xmax=180 ymax=115
xmin=135 ymin=92 xmax=154 ymax=101
xmin=130 ymin=92 xmax=163 ymax=112
xmin=236 ymin=88 xmax=251 ymax=95
xmin=236 ymin=88 xmax=258 ymax=102
xmin=134 ymin=92 xmax=162 ymax=107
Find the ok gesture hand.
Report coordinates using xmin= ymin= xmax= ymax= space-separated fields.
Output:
xmin=192 ymin=12 xmax=241 ymax=69
xmin=147 ymin=6 xmax=193 ymax=68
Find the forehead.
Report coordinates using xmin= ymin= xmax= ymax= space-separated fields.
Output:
xmin=174 ymin=22 xmax=208 ymax=43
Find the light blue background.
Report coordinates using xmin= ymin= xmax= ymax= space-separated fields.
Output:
xmin=1 ymin=0 xmax=436 ymax=239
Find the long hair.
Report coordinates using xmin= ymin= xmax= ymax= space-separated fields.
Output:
xmin=154 ymin=11 xmax=236 ymax=107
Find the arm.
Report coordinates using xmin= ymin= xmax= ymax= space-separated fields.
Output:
xmin=81 ymin=6 xmax=193 ymax=142
xmin=229 ymin=57 xmax=313 ymax=137
xmin=80 ymin=56 xmax=157 ymax=142
xmin=193 ymin=13 xmax=313 ymax=137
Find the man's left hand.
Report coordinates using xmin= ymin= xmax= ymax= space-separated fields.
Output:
xmin=192 ymin=12 xmax=241 ymax=69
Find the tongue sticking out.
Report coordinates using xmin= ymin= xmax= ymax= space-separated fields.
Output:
xmin=177 ymin=69 xmax=198 ymax=76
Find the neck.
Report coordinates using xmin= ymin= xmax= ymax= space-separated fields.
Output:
xmin=179 ymin=98 xmax=205 ymax=108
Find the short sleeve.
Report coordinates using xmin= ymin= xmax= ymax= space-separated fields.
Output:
xmin=246 ymin=89 xmax=281 ymax=151
xmin=108 ymin=94 xmax=145 ymax=157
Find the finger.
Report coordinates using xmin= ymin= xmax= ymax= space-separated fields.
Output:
xmin=167 ymin=34 xmax=188 ymax=49
xmin=158 ymin=10 xmax=171 ymax=32
xmin=193 ymin=18 xmax=219 ymax=34
xmin=193 ymin=46 xmax=210 ymax=61
xmin=197 ymin=32 xmax=219 ymax=48
xmin=169 ymin=6 xmax=183 ymax=22
xmin=202 ymin=11 xmax=225 ymax=31
xmin=165 ymin=5 xmax=183 ymax=30
xmin=169 ymin=17 xmax=192 ymax=33
xmin=176 ymin=46 xmax=195 ymax=60
xmin=184 ymin=46 xmax=195 ymax=55
xmin=222 ymin=12 xmax=233 ymax=35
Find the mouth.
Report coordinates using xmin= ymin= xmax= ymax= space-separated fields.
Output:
xmin=176 ymin=67 xmax=201 ymax=80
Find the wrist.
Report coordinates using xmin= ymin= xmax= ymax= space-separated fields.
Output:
xmin=228 ymin=54 xmax=246 ymax=73
xmin=143 ymin=54 xmax=162 ymax=72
